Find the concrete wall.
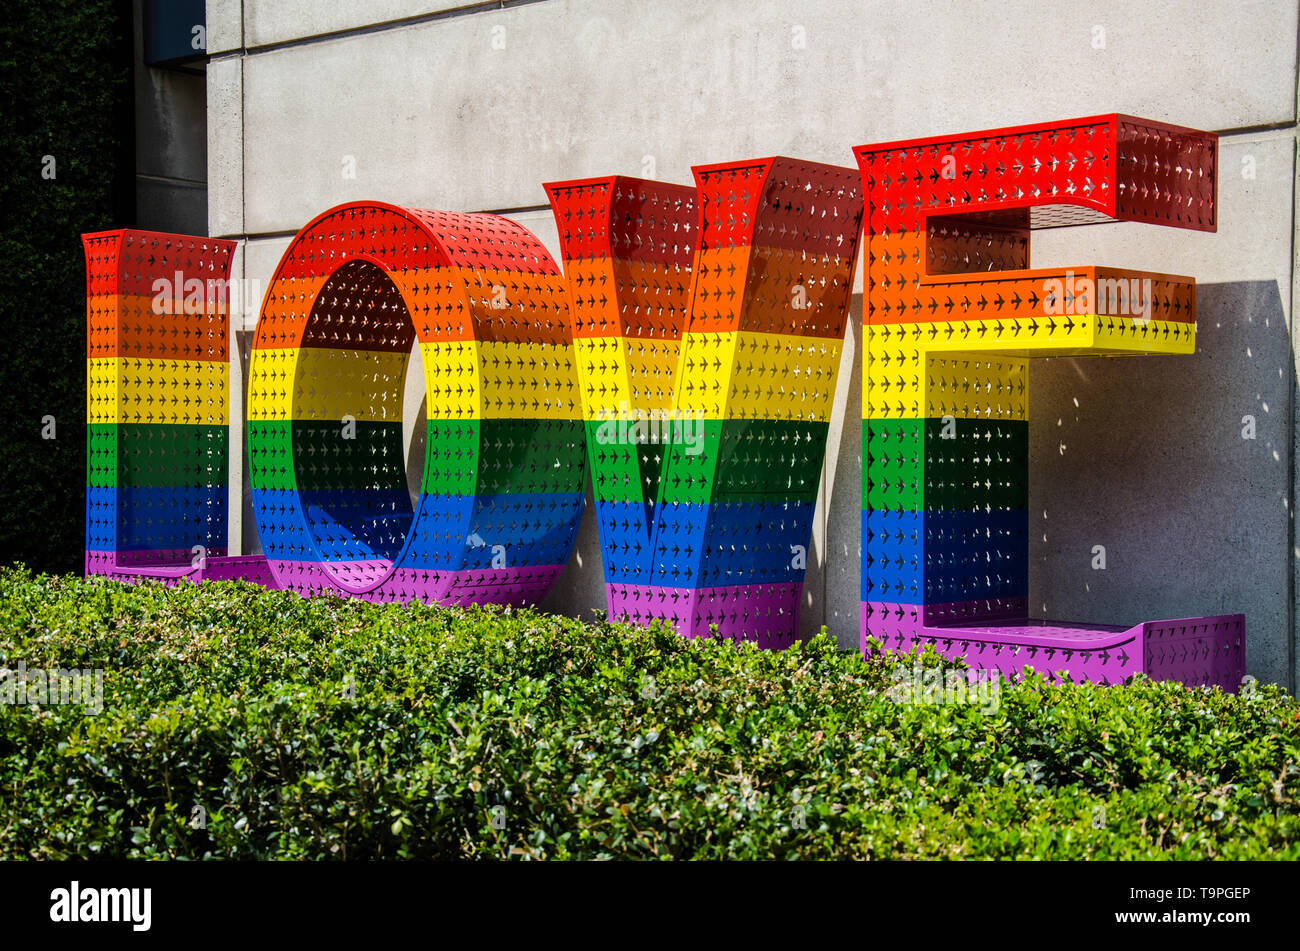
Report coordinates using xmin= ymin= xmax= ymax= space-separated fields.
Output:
xmin=205 ymin=0 xmax=1300 ymax=689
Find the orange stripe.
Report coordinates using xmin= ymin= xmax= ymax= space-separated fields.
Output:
xmin=85 ymin=294 xmax=228 ymax=361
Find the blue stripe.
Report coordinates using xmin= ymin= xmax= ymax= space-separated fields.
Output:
xmin=594 ymin=499 xmax=819 ymax=588
xmin=85 ymin=485 xmax=226 ymax=552
xmin=250 ymin=488 xmax=583 ymax=569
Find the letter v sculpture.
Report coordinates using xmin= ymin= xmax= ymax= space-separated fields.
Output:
xmin=547 ymin=158 xmax=863 ymax=648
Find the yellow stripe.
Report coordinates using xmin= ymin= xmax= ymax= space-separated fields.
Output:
xmin=864 ymin=327 xmax=923 ymax=420
xmin=288 ymin=348 xmax=408 ymax=423
xmin=86 ymin=360 xmax=119 ymax=424
xmin=476 ymin=340 xmax=582 ymax=420
xmin=1089 ymin=316 xmax=1195 ymax=355
xmin=672 ymin=331 xmax=846 ymax=421
xmin=247 ymin=348 xmax=295 ymax=421
xmin=87 ymin=358 xmax=227 ymax=425
xmin=723 ymin=331 xmax=844 ymax=421
xmin=924 ymin=355 xmax=1027 ymax=421
xmin=621 ymin=336 xmax=682 ymax=417
xmin=572 ymin=337 xmax=620 ymax=420
xmin=864 ymin=314 xmax=1193 ymax=420
xmin=573 ymin=336 xmax=684 ymax=421
xmin=419 ymin=340 xmax=480 ymax=420
xmin=865 ymin=335 xmax=1030 ymax=422
xmin=673 ymin=331 xmax=736 ymax=418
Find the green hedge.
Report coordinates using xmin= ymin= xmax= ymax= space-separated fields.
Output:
xmin=0 ymin=567 xmax=1297 ymax=859
xmin=0 ymin=1 xmax=130 ymax=574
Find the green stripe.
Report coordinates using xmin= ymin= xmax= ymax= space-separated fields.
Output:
xmin=248 ymin=418 xmax=586 ymax=496
xmin=656 ymin=418 xmax=830 ymax=504
xmin=87 ymin=423 xmax=228 ymax=489
xmin=421 ymin=419 xmax=479 ymax=496
xmin=293 ymin=420 xmax=406 ymax=494
xmin=863 ymin=418 xmax=923 ymax=511
xmin=863 ymin=417 xmax=1027 ymax=512
xmin=453 ymin=418 xmax=586 ymax=496
xmin=927 ymin=418 xmax=1027 ymax=511
xmin=585 ymin=419 xmax=662 ymax=504
xmin=247 ymin=420 xmax=294 ymax=491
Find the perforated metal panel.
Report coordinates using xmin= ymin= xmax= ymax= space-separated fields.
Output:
xmin=82 ymin=228 xmax=276 ymax=587
xmin=852 ymin=114 xmax=1242 ymax=689
xmin=548 ymin=158 xmax=863 ymax=646
xmin=245 ymin=202 xmax=585 ymax=606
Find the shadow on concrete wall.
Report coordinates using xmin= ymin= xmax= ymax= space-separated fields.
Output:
xmin=1030 ymin=280 xmax=1291 ymax=687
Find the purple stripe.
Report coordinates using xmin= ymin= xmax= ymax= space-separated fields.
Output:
xmin=1138 ymin=615 xmax=1246 ymax=691
xmin=862 ymin=600 xmax=1246 ymax=690
xmin=85 ymin=553 xmax=278 ymax=588
xmin=265 ymin=561 xmax=567 ymax=606
xmin=201 ymin=556 xmax=281 ymax=587
xmin=608 ymin=583 xmax=801 ymax=649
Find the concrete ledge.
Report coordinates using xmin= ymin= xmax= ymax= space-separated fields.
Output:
xmin=205 ymin=0 xmax=243 ymax=54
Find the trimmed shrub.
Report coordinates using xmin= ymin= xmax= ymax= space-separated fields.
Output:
xmin=0 ymin=567 xmax=1297 ymax=859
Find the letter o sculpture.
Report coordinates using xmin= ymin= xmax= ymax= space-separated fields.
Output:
xmin=247 ymin=202 xmax=585 ymax=605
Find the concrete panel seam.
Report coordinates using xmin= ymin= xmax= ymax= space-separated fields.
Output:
xmin=239 ymin=0 xmax=550 ymax=57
